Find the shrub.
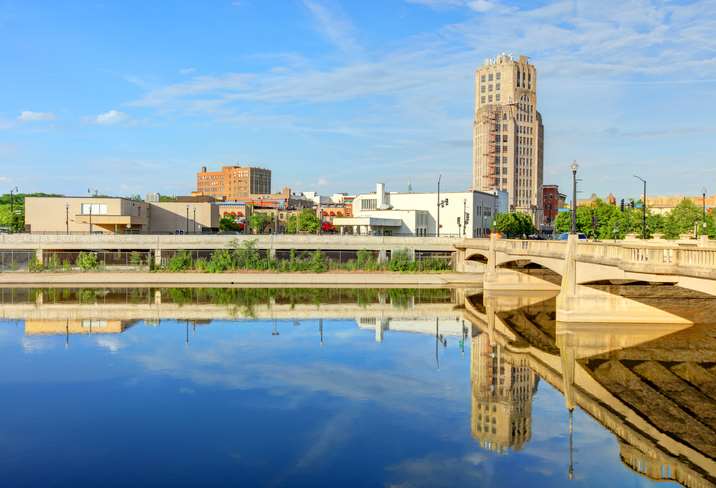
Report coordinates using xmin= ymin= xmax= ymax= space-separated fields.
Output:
xmin=46 ymin=254 xmax=61 ymax=271
xmin=388 ymin=249 xmax=414 ymax=272
xmin=166 ymin=250 xmax=193 ymax=272
xmin=309 ymin=250 xmax=327 ymax=272
xmin=62 ymin=259 xmax=71 ymax=272
xmin=77 ymin=251 xmax=99 ymax=271
xmin=207 ymin=249 xmax=235 ymax=273
xmin=28 ymin=256 xmax=44 ymax=272
xmin=129 ymin=251 xmax=144 ymax=266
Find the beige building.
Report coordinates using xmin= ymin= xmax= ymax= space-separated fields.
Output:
xmin=148 ymin=201 xmax=220 ymax=234
xmin=25 ymin=197 xmax=150 ymax=234
xmin=195 ymin=164 xmax=271 ymax=200
xmin=25 ymin=196 xmax=220 ymax=234
xmin=472 ymin=54 xmax=544 ymax=220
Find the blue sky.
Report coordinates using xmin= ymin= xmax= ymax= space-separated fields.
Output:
xmin=1 ymin=0 xmax=714 ymax=199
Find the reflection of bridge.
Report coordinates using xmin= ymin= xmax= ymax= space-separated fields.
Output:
xmin=456 ymin=235 xmax=716 ymax=297
xmin=465 ymin=289 xmax=716 ymax=488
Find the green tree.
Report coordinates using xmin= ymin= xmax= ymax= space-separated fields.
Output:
xmin=249 ymin=213 xmax=272 ymax=234
xmin=663 ymin=199 xmax=714 ymax=239
xmin=219 ymin=216 xmax=242 ymax=232
xmin=286 ymin=209 xmax=320 ymax=234
xmin=297 ymin=209 xmax=320 ymax=233
xmin=492 ymin=212 xmax=534 ymax=238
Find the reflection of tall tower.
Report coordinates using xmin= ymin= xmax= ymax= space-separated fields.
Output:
xmin=470 ymin=332 xmax=538 ymax=452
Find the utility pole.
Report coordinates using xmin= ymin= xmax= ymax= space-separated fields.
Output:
xmin=437 ymin=174 xmax=441 ymax=237
xmin=634 ymin=175 xmax=647 ymax=239
xmin=570 ymin=162 xmax=578 ymax=235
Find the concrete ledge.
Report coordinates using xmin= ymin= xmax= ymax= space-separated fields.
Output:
xmin=0 ymin=271 xmax=484 ymax=287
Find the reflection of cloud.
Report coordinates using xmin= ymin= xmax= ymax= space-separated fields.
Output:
xmin=96 ymin=337 xmax=122 ymax=353
xmin=386 ymin=453 xmax=494 ymax=487
xmin=21 ymin=337 xmax=55 ymax=353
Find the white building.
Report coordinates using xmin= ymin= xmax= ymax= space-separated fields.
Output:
xmin=333 ymin=183 xmax=500 ymax=237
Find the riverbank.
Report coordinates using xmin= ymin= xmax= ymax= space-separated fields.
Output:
xmin=0 ymin=271 xmax=483 ymax=287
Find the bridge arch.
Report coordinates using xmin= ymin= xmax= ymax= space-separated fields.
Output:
xmin=495 ymin=255 xmax=564 ymax=276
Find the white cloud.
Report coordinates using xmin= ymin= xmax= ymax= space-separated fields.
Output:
xmin=467 ymin=0 xmax=496 ymax=12
xmin=17 ymin=110 xmax=56 ymax=122
xmin=94 ymin=110 xmax=128 ymax=125
xmin=179 ymin=67 xmax=196 ymax=75
xmin=302 ymin=0 xmax=360 ymax=54
xmin=0 ymin=176 xmax=9 ymax=183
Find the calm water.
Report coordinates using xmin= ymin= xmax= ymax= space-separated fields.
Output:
xmin=0 ymin=287 xmax=713 ymax=487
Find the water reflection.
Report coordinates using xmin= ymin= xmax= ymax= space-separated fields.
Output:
xmin=0 ymin=286 xmax=714 ymax=487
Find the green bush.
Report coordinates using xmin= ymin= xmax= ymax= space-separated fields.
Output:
xmin=77 ymin=251 xmax=99 ymax=271
xmin=129 ymin=251 xmax=144 ymax=266
xmin=207 ymin=249 xmax=235 ymax=273
xmin=28 ymin=256 xmax=44 ymax=272
xmin=309 ymin=250 xmax=327 ymax=272
xmin=166 ymin=250 xmax=193 ymax=272
xmin=62 ymin=259 xmax=71 ymax=272
xmin=46 ymin=254 xmax=61 ymax=271
xmin=388 ymin=249 xmax=414 ymax=272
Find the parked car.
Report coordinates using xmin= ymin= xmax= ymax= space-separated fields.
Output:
xmin=556 ymin=232 xmax=587 ymax=240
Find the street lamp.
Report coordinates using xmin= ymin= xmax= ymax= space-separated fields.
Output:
xmin=437 ymin=175 xmax=441 ymax=237
xmin=633 ymin=175 xmax=647 ymax=239
xmin=185 ymin=205 xmax=189 ymax=235
xmin=570 ymin=161 xmax=578 ymax=235
xmin=65 ymin=203 xmax=70 ymax=235
xmin=193 ymin=207 xmax=197 ymax=234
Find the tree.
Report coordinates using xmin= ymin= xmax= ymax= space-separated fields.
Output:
xmin=286 ymin=209 xmax=320 ymax=234
xmin=663 ymin=199 xmax=714 ymax=239
xmin=249 ymin=213 xmax=272 ymax=234
xmin=492 ymin=212 xmax=534 ymax=238
xmin=219 ymin=216 xmax=242 ymax=232
xmin=554 ymin=199 xmax=661 ymax=239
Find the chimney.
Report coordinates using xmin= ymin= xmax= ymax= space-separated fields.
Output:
xmin=201 ymin=166 xmax=207 ymax=173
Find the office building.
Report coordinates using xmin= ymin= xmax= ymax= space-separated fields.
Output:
xmin=472 ymin=53 xmax=544 ymax=221
xmin=195 ymin=164 xmax=271 ymax=200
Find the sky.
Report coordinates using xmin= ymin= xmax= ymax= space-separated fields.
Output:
xmin=1 ymin=0 xmax=715 ymax=199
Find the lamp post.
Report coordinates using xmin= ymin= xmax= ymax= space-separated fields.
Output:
xmin=9 ymin=186 xmax=18 ymax=233
xmin=570 ymin=161 xmax=578 ymax=235
xmin=65 ymin=203 xmax=69 ymax=235
xmin=185 ymin=205 xmax=189 ymax=235
xmin=634 ymin=175 xmax=647 ymax=239
xmin=193 ymin=207 xmax=196 ymax=234
xmin=702 ymin=187 xmax=708 ymax=237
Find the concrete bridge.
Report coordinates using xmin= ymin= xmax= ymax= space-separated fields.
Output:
xmin=456 ymin=234 xmax=716 ymax=298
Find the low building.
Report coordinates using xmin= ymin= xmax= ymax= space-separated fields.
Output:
xmin=25 ymin=196 xmax=219 ymax=234
xmin=645 ymin=194 xmax=715 ymax=215
xmin=25 ymin=197 xmax=149 ymax=234
xmin=148 ymin=201 xmax=220 ymax=234
xmin=332 ymin=183 xmax=499 ymax=237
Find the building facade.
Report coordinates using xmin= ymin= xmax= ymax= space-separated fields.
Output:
xmin=333 ymin=183 xmax=499 ymax=237
xmin=25 ymin=197 xmax=220 ymax=234
xmin=195 ymin=165 xmax=271 ymax=200
xmin=472 ymin=54 xmax=544 ymax=221
xmin=542 ymin=184 xmax=566 ymax=229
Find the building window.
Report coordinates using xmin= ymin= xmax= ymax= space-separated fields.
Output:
xmin=495 ymin=83 xmax=500 ymax=91
xmin=502 ymin=135 xmax=508 ymax=143
xmin=81 ymin=203 xmax=108 ymax=215
xmin=496 ymin=72 xmax=501 ymax=80
xmin=488 ymin=95 xmax=493 ymax=102
xmin=361 ymin=198 xmax=377 ymax=210
xmin=488 ymin=73 xmax=493 ymax=81
xmin=495 ymin=94 xmax=500 ymax=102
xmin=481 ymin=96 xmax=486 ymax=103
xmin=481 ymin=85 xmax=485 ymax=93
xmin=481 ymin=74 xmax=485 ymax=82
